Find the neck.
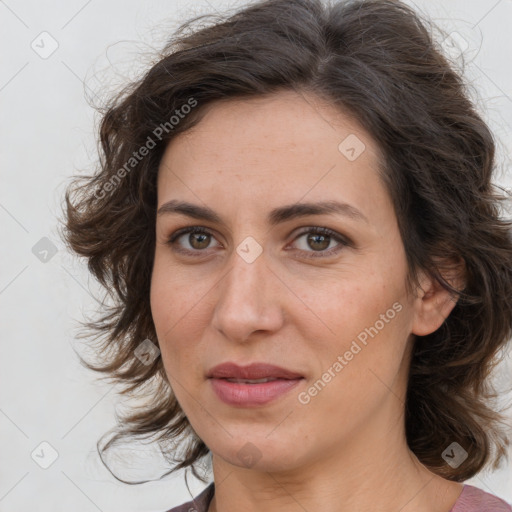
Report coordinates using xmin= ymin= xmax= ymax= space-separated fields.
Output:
xmin=207 ymin=407 xmax=463 ymax=512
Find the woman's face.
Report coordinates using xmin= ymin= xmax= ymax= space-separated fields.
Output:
xmin=150 ymin=90 xmax=439 ymax=473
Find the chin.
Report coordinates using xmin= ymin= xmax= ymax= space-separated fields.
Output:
xmin=210 ymin=434 xmax=306 ymax=472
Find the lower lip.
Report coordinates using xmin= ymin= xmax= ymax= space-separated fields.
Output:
xmin=209 ymin=378 xmax=303 ymax=406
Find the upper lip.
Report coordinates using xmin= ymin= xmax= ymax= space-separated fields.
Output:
xmin=207 ymin=362 xmax=303 ymax=380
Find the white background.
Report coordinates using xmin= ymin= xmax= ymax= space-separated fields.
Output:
xmin=1 ymin=0 xmax=511 ymax=511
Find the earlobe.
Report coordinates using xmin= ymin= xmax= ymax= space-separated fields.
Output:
xmin=411 ymin=264 xmax=465 ymax=337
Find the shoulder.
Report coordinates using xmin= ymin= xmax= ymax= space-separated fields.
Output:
xmin=162 ymin=482 xmax=512 ymax=512
xmin=164 ymin=483 xmax=215 ymax=512
xmin=451 ymin=484 xmax=512 ymax=512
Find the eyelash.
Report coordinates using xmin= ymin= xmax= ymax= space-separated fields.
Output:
xmin=165 ymin=226 xmax=352 ymax=259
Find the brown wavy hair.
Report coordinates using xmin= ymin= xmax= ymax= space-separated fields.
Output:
xmin=61 ymin=0 xmax=512 ymax=485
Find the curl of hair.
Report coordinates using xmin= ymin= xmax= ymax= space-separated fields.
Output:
xmin=61 ymin=0 xmax=512 ymax=484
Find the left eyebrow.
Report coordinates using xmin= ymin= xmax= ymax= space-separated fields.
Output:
xmin=157 ymin=199 xmax=369 ymax=226
xmin=267 ymin=200 xmax=369 ymax=225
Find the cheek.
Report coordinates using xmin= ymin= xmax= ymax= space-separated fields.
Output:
xmin=291 ymin=267 xmax=412 ymax=395
xmin=292 ymin=267 xmax=407 ymax=345
xmin=150 ymin=259 xmax=190 ymax=365
xmin=150 ymin=254 xmax=206 ymax=335
xmin=150 ymin=256 xmax=215 ymax=380
xmin=296 ymin=303 xmax=412 ymax=436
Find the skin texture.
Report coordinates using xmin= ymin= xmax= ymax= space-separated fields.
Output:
xmin=150 ymin=89 xmax=464 ymax=512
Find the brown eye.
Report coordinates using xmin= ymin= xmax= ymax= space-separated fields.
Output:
xmin=306 ymin=233 xmax=331 ymax=251
xmin=189 ymin=232 xmax=211 ymax=250
xmin=290 ymin=227 xmax=351 ymax=259
xmin=166 ymin=227 xmax=220 ymax=255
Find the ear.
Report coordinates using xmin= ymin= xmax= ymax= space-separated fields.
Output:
xmin=411 ymin=260 xmax=466 ymax=337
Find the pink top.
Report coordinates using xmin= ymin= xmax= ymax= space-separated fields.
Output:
xmin=450 ymin=484 xmax=512 ymax=512
xmin=165 ymin=483 xmax=512 ymax=512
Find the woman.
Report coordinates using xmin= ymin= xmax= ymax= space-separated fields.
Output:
xmin=62 ymin=0 xmax=512 ymax=510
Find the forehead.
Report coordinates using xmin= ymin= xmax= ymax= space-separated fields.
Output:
xmin=162 ymin=90 xmax=380 ymax=165
xmin=156 ymin=90 xmax=390 ymax=220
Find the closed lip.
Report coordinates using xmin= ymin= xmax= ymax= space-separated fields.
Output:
xmin=207 ymin=362 xmax=303 ymax=380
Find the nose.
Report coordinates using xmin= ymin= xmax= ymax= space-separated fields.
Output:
xmin=211 ymin=248 xmax=285 ymax=343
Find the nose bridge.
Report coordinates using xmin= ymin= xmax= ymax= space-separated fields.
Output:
xmin=212 ymin=246 xmax=282 ymax=340
xmin=220 ymin=247 xmax=269 ymax=313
